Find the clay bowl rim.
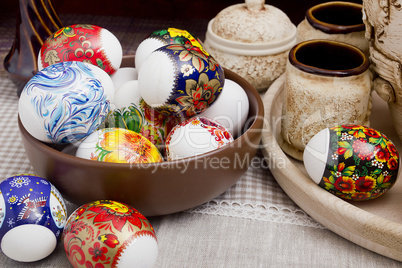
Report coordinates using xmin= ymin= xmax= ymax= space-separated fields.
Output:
xmin=18 ymin=61 xmax=265 ymax=172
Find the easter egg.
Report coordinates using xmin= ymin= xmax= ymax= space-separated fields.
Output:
xmin=38 ymin=24 xmax=122 ymax=75
xmin=0 ymin=174 xmax=67 ymax=262
xmin=199 ymin=79 xmax=249 ymax=138
xmin=303 ymin=125 xmax=400 ymax=201
xmin=63 ymin=200 xmax=158 ymax=268
xmin=165 ymin=116 xmax=233 ymax=160
xmin=75 ymin=128 xmax=163 ymax=163
xmin=135 ymin=27 xmax=206 ymax=71
xmin=138 ymin=44 xmax=225 ymax=118
xmin=18 ymin=61 xmax=114 ymax=144
xmin=111 ymin=67 xmax=138 ymax=90
xmin=106 ymin=80 xmax=179 ymax=148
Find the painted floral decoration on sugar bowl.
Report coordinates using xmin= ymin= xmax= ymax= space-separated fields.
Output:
xmin=139 ymin=44 xmax=225 ymax=119
xmin=0 ymin=174 xmax=67 ymax=261
xmin=321 ymin=125 xmax=399 ymax=201
xmin=63 ymin=200 xmax=158 ymax=268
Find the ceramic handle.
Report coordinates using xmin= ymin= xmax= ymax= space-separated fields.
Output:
xmin=245 ymin=0 xmax=265 ymax=11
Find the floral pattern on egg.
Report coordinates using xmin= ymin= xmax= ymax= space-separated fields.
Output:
xmin=20 ymin=61 xmax=110 ymax=143
xmin=140 ymin=44 xmax=224 ymax=118
xmin=63 ymin=200 xmax=158 ymax=268
xmin=106 ymin=99 xmax=179 ymax=148
xmin=147 ymin=28 xmax=207 ymax=55
xmin=165 ymin=117 xmax=233 ymax=160
xmin=39 ymin=24 xmax=121 ymax=74
xmin=321 ymin=125 xmax=399 ymax=201
xmin=84 ymin=128 xmax=163 ymax=164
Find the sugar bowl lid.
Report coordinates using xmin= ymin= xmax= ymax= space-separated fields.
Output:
xmin=206 ymin=0 xmax=297 ymax=56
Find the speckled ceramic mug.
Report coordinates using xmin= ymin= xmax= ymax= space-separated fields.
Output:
xmin=280 ymin=39 xmax=372 ymax=160
xmin=296 ymin=1 xmax=368 ymax=54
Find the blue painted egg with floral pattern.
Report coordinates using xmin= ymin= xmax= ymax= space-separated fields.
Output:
xmin=18 ymin=61 xmax=114 ymax=144
xmin=0 ymin=174 xmax=67 ymax=262
xmin=303 ymin=125 xmax=400 ymax=201
xmin=138 ymin=43 xmax=225 ymax=118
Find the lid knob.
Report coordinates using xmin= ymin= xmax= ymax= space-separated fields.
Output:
xmin=245 ymin=0 xmax=265 ymax=12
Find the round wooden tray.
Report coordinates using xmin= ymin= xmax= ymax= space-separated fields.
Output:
xmin=261 ymin=74 xmax=402 ymax=262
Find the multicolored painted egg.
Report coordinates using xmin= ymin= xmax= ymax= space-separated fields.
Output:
xmin=199 ymin=79 xmax=249 ymax=138
xmin=63 ymin=200 xmax=158 ymax=268
xmin=165 ymin=116 xmax=233 ymax=160
xmin=303 ymin=125 xmax=400 ymax=201
xmin=0 ymin=174 xmax=67 ymax=262
xmin=19 ymin=61 xmax=114 ymax=144
xmin=135 ymin=27 xmax=206 ymax=71
xmin=75 ymin=128 xmax=163 ymax=163
xmin=38 ymin=24 xmax=122 ymax=75
xmin=106 ymin=80 xmax=179 ymax=149
xmin=138 ymin=44 xmax=225 ymax=118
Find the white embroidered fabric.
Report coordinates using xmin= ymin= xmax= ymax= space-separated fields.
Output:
xmin=187 ymin=200 xmax=325 ymax=229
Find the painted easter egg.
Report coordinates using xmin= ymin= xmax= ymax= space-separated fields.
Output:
xmin=75 ymin=128 xmax=163 ymax=163
xmin=38 ymin=24 xmax=122 ymax=75
xmin=106 ymin=80 xmax=180 ymax=148
xmin=135 ymin=27 xmax=206 ymax=71
xmin=165 ymin=116 xmax=233 ymax=160
xmin=303 ymin=125 xmax=400 ymax=201
xmin=63 ymin=200 xmax=158 ymax=268
xmin=138 ymin=44 xmax=224 ymax=118
xmin=199 ymin=79 xmax=249 ymax=138
xmin=19 ymin=61 xmax=114 ymax=144
xmin=0 ymin=174 xmax=67 ymax=262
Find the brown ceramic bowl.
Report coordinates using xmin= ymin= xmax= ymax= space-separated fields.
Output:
xmin=18 ymin=56 xmax=264 ymax=216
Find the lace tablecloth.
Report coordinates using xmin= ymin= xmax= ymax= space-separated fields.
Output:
xmin=0 ymin=13 xmax=401 ymax=267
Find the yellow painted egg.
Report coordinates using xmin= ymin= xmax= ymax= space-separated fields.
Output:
xmin=75 ymin=128 xmax=163 ymax=163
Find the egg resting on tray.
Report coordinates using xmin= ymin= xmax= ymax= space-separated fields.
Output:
xmin=303 ymin=125 xmax=400 ymax=201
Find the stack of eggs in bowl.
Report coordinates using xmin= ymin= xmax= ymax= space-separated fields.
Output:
xmin=18 ymin=25 xmax=264 ymax=216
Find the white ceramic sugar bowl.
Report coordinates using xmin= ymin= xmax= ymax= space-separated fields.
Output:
xmin=204 ymin=0 xmax=297 ymax=92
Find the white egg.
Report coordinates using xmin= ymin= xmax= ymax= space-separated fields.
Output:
xmin=135 ymin=38 xmax=167 ymax=72
xmin=113 ymin=80 xmax=141 ymax=109
xmin=165 ymin=116 xmax=233 ymax=160
xmin=138 ymin=50 xmax=175 ymax=108
xmin=135 ymin=28 xmax=205 ymax=72
xmin=199 ymin=79 xmax=249 ymax=137
xmin=111 ymin=67 xmax=138 ymax=90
